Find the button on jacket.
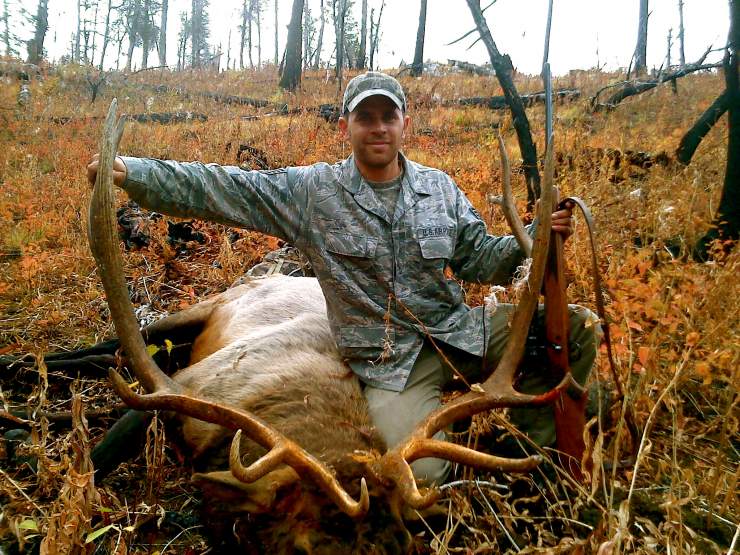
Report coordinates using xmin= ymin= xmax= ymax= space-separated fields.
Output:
xmin=120 ymin=153 xmax=534 ymax=392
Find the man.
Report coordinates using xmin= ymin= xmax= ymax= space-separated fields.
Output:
xmin=87 ymin=72 xmax=598 ymax=485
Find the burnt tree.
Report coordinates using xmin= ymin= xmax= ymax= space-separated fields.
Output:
xmin=465 ymin=0 xmax=541 ymax=205
xmin=98 ymin=0 xmax=114 ymax=69
xmin=158 ymin=0 xmax=168 ymax=66
xmin=239 ymin=0 xmax=249 ymax=68
xmin=694 ymin=0 xmax=740 ymax=260
xmin=274 ymin=0 xmax=278 ymax=65
xmin=676 ymin=91 xmax=729 ymax=165
xmin=333 ymin=0 xmax=348 ymax=83
xmin=368 ymin=1 xmax=384 ymax=70
xmin=312 ymin=0 xmax=325 ymax=69
xmin=279 ymin=0 xmax=304 ymax=91
xmin=678 ymin=0 xmax=686 ymax=67
xmin=633 ymin=0 xmax=649 ymax=75
xmin=410 ymin=0 xmax=427 ymax=77
xmin=27 ymin=0 xmax=49 ymax=64
xmin=357 ymin=0 xmax=367 ymax=69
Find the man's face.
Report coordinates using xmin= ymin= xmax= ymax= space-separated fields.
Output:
xmin=338 ymin=95 xmax=410 ymax=172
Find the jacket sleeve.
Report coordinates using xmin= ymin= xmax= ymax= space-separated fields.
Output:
xmin=119 ymin=157 xmax=308 ymax=244
xmin=449 ymin=187 xmax=537 ymax=285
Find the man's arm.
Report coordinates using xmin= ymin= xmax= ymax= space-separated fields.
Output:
xmin=448 ymin=188 xmax=573 ymax=285
xmin=87 ymin=155 xmax=307 ymax=244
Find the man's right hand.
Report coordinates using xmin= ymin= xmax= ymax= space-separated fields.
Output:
xmin=87 ymin=154 xmax=128 ymax=187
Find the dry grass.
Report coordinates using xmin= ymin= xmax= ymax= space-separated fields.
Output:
xmin=0 ymin=64 xmax=737 ymax=553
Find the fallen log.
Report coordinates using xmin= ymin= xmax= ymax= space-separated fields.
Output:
xmin=590 ymin=47 xmax=721 ymax=111
xmin=127 ymin=111 xmax=207 ymax=124
xmin=47 ymin=111 xmax=208 ymax=125
xmin=448 ymin=59 xmax=495 ymax=76
xmin=451 ymin=89 xmax=580 ymax=110
xmin=148 ymin=83 xmax=282 ymax=109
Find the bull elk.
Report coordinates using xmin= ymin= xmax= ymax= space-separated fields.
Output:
xmin=87 ymin=101 xmax=584 ymax=551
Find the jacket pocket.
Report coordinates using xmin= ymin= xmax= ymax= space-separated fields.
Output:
xmin=324 ymin=231 xmax=378 ymax=281
xmin=325 ymin=232 xmax=378 ymax=258
xmin=418 ymin=235 xmax=454 ymax=261
xmin=338 ymin=325 xmax=395 ymax=361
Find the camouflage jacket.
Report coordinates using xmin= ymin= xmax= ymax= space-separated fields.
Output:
xmin=120 ymin=153 xmax=533 ymax=392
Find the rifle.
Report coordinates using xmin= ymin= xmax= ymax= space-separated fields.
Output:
xmin=540 ymin=2 xmax=589 ymax=479
xmin=543 ymin=191 xmax=589 ymax=481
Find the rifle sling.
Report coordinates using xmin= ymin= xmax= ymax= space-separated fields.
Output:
xmin=559 ymin=196 xmax=623 ymax=399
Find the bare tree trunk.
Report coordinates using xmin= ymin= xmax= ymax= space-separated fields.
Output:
xmin=125 ymin=8 xmax=137 ymax=74
xmin=191 ymin=0 xmax=201 ymax=67
xmin=678 ymin=0 xmax=686 ymax=67
xmin=694 ymin=0 xmax=740 ymax=259
xmin=90 ymin=1 xmax=100 ymax=64
xmin=410 ymin=0 xmax=427 ymax=76
xmin=465 ymin=0 xmax=541 ymax=205
xmin=676 ymin=91 xmax=729 ymax=165
xmin=27 ymin=0 xmax=48 ymax=64
xmin=343 ymin=34 xmax=355 ymax=68
xmin=256 ymin=2 xmax=262 ymax=66
xmin=369 ymin=1 xmax=384 ymax=70
xmin=226 ymin=27 xmax=231 ymax=69
xmin=634 ymin=0 xmax=649 ymax=75
xmin=312 ymin=0 xmax=324 ymax=69
xmin=159 ymin=0 xmax=168 ymax=66
xmin=178 ymin=12 xmax=188 ymax=70
xmin=334 ymin=0 xmax=346 ymax=82
xmin=279 ymin=0 xmax=304 ymax=90
xmin=2 ymin=0 xmax=12 ymax=57
xmin=76 ymin=0 xmax=82 ymax=62
xmin=274 ymin=0 xmax=279 ymax=65
xmin=248 ymin=1 xmax=254 ymax=68
xmin=240 ymin=0 xmax=247 ymax=68
xmin=303 ymin=1 xmax=309 ymax=68
xmin=358 ymin=0 xmax=367 ymax=69
xmin=98 ymin=0 xmax=113 ymax=69
xmin=116 ymin=26 xmax=124 ymax=70
xmin=141 ymin=0 xmax=151 ymax=69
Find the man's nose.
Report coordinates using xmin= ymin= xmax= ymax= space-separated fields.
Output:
xmin=369 ymin=119 xmax=387 ymax=134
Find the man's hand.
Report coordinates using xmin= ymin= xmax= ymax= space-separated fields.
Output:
xmin=551 ymin=200 xmax=575 ymax=240
xmin=87 ymin=154 xmax=127 ymax=187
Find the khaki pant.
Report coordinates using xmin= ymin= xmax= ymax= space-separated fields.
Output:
xmin=363 ymin=304 xmax=601 ymax=485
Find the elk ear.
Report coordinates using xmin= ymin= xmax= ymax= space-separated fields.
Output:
xmin=193 ymin=467 xmax=300 ymax=513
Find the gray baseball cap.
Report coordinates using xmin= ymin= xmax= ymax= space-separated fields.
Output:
xmin=342 ymin=72 xmax=407 ymax=114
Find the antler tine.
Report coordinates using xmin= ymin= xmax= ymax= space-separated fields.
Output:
xmin=497 ymin=130 xmax=533 ymax=257
xmin=92 ymin=100 xmax=369 ymax=519
xmin=378 ymin=139 xmax=560 ymax=508
xmin=230 ymin=430 xmax=370 ymax=518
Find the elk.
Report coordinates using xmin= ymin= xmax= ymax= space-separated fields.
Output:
xmin=87 ymin=101 xmax=583 ymax=551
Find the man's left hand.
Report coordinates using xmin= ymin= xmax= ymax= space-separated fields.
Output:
xmin=551 ymin=200 xmax=574 ymax=240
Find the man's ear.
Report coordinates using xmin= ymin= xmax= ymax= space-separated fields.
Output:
xmin=402 ymin=114 xmax=411 ymax=139
xmin=338 ymin=116 xmax=349 ymax=140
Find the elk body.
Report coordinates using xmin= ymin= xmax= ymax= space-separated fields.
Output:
xmin=87 ymin=102 xmax=582 ymax=552
xmin=129 ymin=275 xmax=402 ymax=551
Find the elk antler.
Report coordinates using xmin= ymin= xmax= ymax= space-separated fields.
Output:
xmin=88 ymin=100 xmax=369 ymax=518
xmin=497 ymin=130 xmax=533 ymax=257
xmin=376 ymin=136 xmax=585 ymax=509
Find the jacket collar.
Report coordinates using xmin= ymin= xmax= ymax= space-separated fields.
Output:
xmin=340 ymin=153 xmax=430 ymax=224
xmin=341 ymin=152 xmax=427 ymax=195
